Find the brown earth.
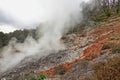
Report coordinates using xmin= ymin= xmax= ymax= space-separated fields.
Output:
xmin=40 ymin=17 xmax=120 ymax=78
xmin=0 ymin=17 xmax=120 ymax=80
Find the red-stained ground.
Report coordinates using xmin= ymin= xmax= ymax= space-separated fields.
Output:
xmin=39 ymin=17 xmax=120 ymax=77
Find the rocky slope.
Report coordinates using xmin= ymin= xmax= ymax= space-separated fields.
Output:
xmin=0 ymin=17 xmax=120 ymax=80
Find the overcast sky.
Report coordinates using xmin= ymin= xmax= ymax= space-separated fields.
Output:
xmin=0 ymin=24 xmax=18 ymax=33
xmin=0 ymin=0 xmax=90 ymax=33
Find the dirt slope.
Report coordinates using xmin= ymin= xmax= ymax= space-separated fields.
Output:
xmin=40 ymin=17 xmax=120 ymax=79
xmin=0 ymin=17 xmax=120 ymax=80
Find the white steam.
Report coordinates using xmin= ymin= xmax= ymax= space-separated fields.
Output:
xmin=0 ymin=0 xmax=95 ymax=73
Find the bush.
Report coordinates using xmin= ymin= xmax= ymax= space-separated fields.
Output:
xmin=31 ymin=74 xmax=47 ymax=80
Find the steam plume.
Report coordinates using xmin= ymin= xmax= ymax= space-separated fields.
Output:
xmin=0 ymin=0 xmax=96 ymax=73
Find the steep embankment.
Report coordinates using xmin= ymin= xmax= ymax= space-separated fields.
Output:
xmin=0 ymin=17 xmax=120 ymax=80
xmin=40 ymin=17 xmax=120 ymax=79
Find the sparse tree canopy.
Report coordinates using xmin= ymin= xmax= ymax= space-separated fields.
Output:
xmin=0 ymin=29 xmax=36 ymax=48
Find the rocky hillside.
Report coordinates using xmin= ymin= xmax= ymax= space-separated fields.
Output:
xmin=0 ymin=17 xmax=120 ymax=80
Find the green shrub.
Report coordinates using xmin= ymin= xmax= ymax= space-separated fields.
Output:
xmin=31 ymin=78 xmax=37 ymax=80
xmin=31 ymin=74 xmax=47 ymax=80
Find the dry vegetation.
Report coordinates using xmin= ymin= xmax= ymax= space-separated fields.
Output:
xmin=92 ymin=55 xmax=120 ymax=80
xmin=87 ymin=43 xmax=120 ymax=80
xmin=109 ymin=33 xmax=120 ymax=40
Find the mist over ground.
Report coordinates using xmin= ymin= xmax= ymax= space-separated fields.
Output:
xmin=0 ymin=0 xmax=96 ymax=73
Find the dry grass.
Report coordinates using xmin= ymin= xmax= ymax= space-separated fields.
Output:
xmin=53 ymin=66 xmax=67 ymax=75
xmin=102 ymin=43 xmax=120 ymax=54
xmin=109 ymin=33 xmax=120 ymax=40
xmin=102 ymin=44 xmax=115 ymax=50
xmin=86 ymin=43 xmax=120 ymax=80
xmin=92 ymin=56 xmax=120 ymax=80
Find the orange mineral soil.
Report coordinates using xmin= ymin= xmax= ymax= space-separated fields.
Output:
xmin=39 ymin=17 xmax=120 ymax=77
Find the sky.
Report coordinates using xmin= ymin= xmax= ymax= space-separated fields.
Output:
xmin=0 ymin=0 xmax=90 ymax=33
xmin=0 ymin=24 xmax=18 ymax=33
